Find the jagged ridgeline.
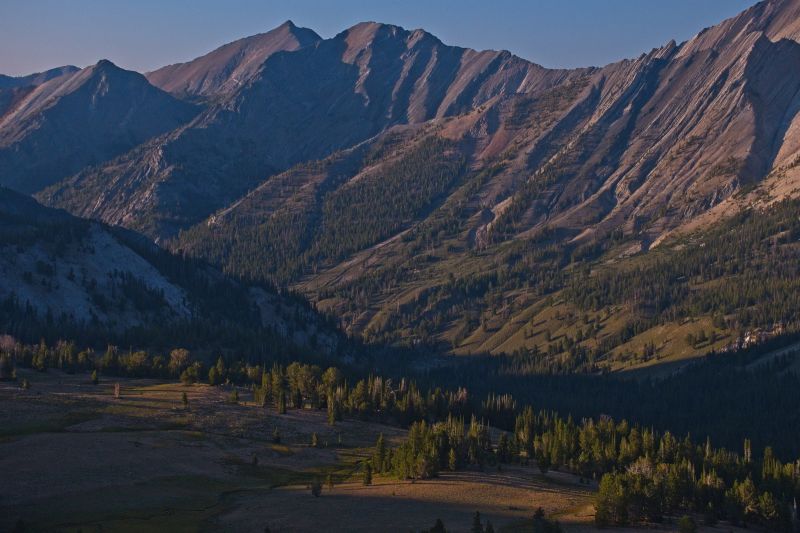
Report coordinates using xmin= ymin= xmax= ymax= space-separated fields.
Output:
xmin=0 ymin=0 xmax=795 ymax=370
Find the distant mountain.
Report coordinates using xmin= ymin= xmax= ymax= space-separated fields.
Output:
xmin=0 ymin=60 xmax=199 ymax=193
xmin=170 ymin=0 xmax=800 ymax=363
xmin=0 ymin=66 xmax=80 ymax=120
xmin=146 ymin=20 xmax=321 ymax=98
xmin=25 ymin=0 xmax=800 ymax=371
xmin=40 ymin=21 xmax=580 ymax=238
xmin=0 ymin=186 xmax=340 ymax=354
xmin=0 ymin=65 xmax=79 ymax=90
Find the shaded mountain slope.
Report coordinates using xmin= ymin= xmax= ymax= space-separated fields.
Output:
xmin=145 ymin=20 xmax=321 ymax=98
xmin=0 ymin=187 xmax=340 ymax=355
xmin=0 ymin=60 xmax=199 ymax=193
xmin=40 ymin=21 xmax=582 ymax=238
xmin=170 ymin=0 xmax=800 ymax=370
xmin=22 ymin=0 xmax=800 ymax=372
xmin=0 ymin=65 xmax=79 ymax=90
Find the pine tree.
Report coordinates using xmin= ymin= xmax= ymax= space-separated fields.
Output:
xmin=311 ymin=432 xmax=319 ymax=448
xmin=363 ymin=462 xmax=373 ymax=486
xmin=374 ymin=433 xmax=387 ymax=473
xmin=90 ymin=369 xmax=98 ymax=385
xmin=0 ymin=355 xmax=13 ymax=381
xmin=497 ymin=433 xmax=509 ymax=463
xmin=595 ymin=473 xmax=628 ymax=526
xmin=215 ymin=356 xmax=227 ymax=383
xmin=678 ymin=515 xmax=697 ymax=533
xmin=208 ymin=366 xmax=220 ymax=386
xmin=484 ymin=521 xmax=495 ymax=533
xmin=310 ymin=477 xmax=322 ymax=497
xmin=181 ymin=391 xmax=189 ymax=409
xmin=32 ymin=340 xmax=47 ymax=372
xmin=470 ymin=511 xmax=484 ymax=533
xmin=260 ymin=369 xmax=271 ymax=406
xmin=278 ymin=390 xmax=287 ymax=414
xmin=430 ymin=518 xmax=446 ymax=533
xmin=448 ymin=448 xmax=458 ymax=471
xmin=326 ymin=473 xmax=334 ymax=490
xmin=327 ymin=396 xmax=336 ymax=426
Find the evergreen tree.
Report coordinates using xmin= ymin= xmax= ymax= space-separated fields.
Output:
xmin=90 ymin=369 xmax=98 ymax=385
xmin=278 ymin=390 xmax=287 ymax=414
xmin=363 ymin=461 xmax=373 ymax=486
xmin=181 ymin=391 xmax=189 ymax=409
xmin=310 ymin=477 xmax=322 ymax=497
xmin=32 ymin=340 xmax=47 ymax=371
xmin=470 ymin=511 xmax=484 ymax=533
xmin=208 ymin=366 xmax=220 ymax=386
xmin=0 ymin=355 xmax=13 ymax=381
xmin=595 ymin=473 xmax=628 ymax=526
xmin=374 ymin=433 xmax=387 ymax=473
xmin=327 ymin=396 xmax=337 ymax=426
xmin=677 ymin=515 xmax=696 ymax=533
xmin=429 ymin=518 xmax=446 ymax=533
xmin=215 ymin=356 xmax=227 ymax=383
xmin=497 ymin=433 xmax=510 ymax=463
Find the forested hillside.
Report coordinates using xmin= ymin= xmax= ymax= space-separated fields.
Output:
xmin=0 ymin=187 xmax=344 ymax=362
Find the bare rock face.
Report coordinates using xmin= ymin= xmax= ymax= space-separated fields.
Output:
xmin=145 ymin=20 xmax=322 ymax=98
xmin=0 ymin=60 xmax=199 ymax=194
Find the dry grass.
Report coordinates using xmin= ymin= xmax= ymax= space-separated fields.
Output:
xmin=217 ymin=466 xmax=594 ymax=532
xmin=0 ymin=370 xmax=750 ymax=532
xmin=0 ymin=371 xmax=608 ymax=532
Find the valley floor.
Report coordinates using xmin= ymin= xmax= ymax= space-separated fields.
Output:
xmin=0 ymin=371 xmax=743 ymax=532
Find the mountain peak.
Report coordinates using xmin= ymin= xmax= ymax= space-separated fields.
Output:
xmin=91 ymin=59 xmax=123 ymax=73
xmin=145 ymin=20 xmax=321 ymax=97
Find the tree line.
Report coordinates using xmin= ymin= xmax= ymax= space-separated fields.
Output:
xmin=3 ymin=336 xmax=799 ymax=530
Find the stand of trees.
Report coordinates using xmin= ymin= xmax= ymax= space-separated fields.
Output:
xmin=388 ymin=407 xmax=800 ymax=531
xmin=4 ymin=335 xmax=800 ymax=531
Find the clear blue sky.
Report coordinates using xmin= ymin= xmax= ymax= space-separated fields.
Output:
xmin=1 ymin=0 xmax=759 ymax=76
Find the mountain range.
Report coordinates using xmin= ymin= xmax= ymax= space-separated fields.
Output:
xmin=3 ymin=0 xmax=800 ymax=371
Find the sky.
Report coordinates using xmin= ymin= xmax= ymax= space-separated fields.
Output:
xmin=1 ymin=0 xmax=759 ymax=77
